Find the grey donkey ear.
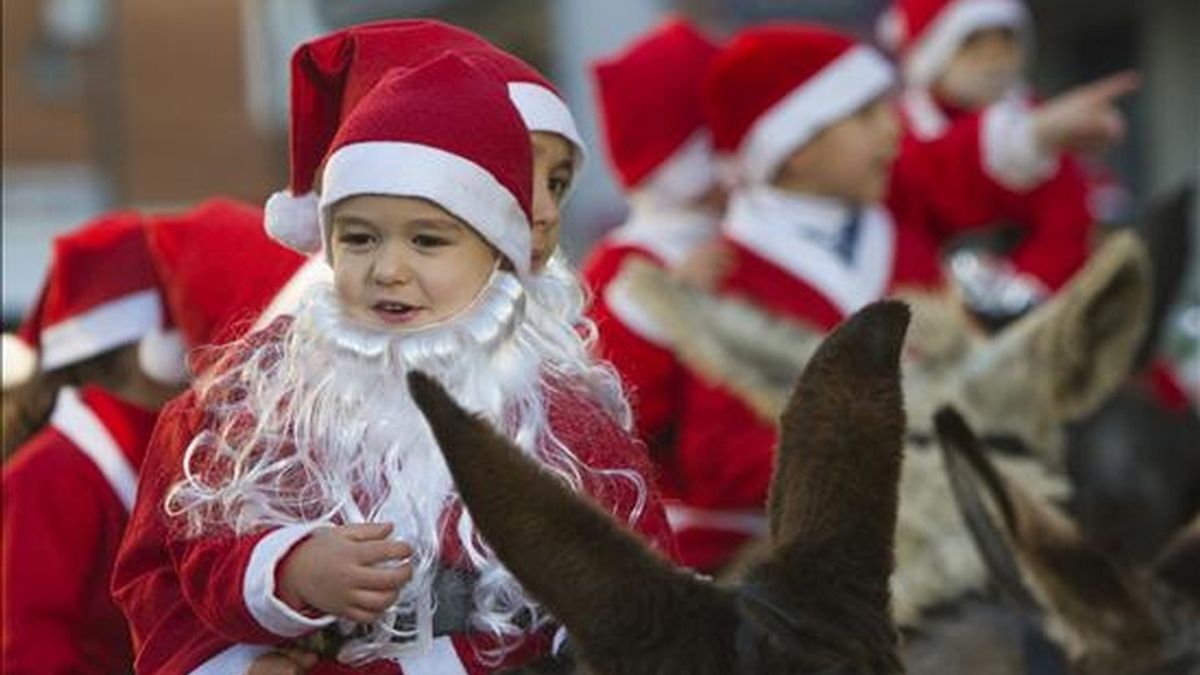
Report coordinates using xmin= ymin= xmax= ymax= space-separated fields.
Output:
xmin=934 ymin=407 xmax=1162 ymax=649
xmin=407 ymin=371 xmax=733 ymax=674
xmin=984 ymin=230 xmax=1151 ymax=422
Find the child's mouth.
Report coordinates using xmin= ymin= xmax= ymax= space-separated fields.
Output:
xmin=372 ymin=300 xmax=424 ymax=324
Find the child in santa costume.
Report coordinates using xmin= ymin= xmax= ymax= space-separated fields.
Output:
xmin=262 ymin=19 xmax=592 ymax=339
xmin=0 ymin=201 xmax=301 ymax=674
xmin=580 ymin=18 xmax=726 ymax=470
xmin=1 ymin=212 xmax=185 ymax=674
xmin=662 ymin=21 xmax=1125 ymax=572
xmin=878 ymin=0 xmax=1137 ymax=323
xmin=112 ymin=54 xmax=673 ymax=675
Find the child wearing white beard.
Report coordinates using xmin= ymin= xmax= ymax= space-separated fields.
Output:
xmin=113 ymin=54 xmax=675 ymax=675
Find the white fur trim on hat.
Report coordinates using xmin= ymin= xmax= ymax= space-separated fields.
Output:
xmin=137 ymin=327 xmax=189 ymax=385
xmin=2 ymin=333 xmax=38 ymax=390
xmin=739 ymin=45 xmax=895 ymax=184
xmin=904 ymin=0 xmax=1029 ymax=87
xmin=507 ymin=82 xmax=587 ymax=166
xmin=264 ymin=190 xmax=323 ymax=254
xmin=40 ymin=289 xmax=163 ymax=372
xmin=320 ymin=141 xmax=532 ymax=276
xmin=637 ymin=129 xmax=719 ymax=204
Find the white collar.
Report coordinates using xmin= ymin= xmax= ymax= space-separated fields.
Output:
xmin=49 ymin=387 xmax=139 ymax=511
xmin=610 ymin=194 xmax=720 ymax=266
xmin=724 ymin=185 xmax=896 ymax=316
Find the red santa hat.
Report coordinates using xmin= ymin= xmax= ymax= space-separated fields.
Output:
xmin=2 ymin=212 xmax=187 ymax=390
xmin=876 ymin=0 xmax=1029 ymax=87
xmin=312 ymin=54 xmax=533 ymax=276
xmin=265 ymin=19 xmax=580 ymax=254
xmin=703 ymin=23 xmax=896 ymax=184
xmin=591 ymin=17 xmax=721 ymax=202
xmin=144 ymin=198 xmax=308 ymax=351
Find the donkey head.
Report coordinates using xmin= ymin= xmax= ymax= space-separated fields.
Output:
xmin=902 ymin=230 xmax=1151 ymax=462
xmin=934 ymin=407 xmax=1200 ymax=675
xmin=408 ymin=301 xmax=911 ymax=675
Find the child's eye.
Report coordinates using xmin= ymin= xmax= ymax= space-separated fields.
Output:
xmin=337 ymin=232 xmax=375 ymax=248
xmin=549 ymin=176 xmax=572 ymax=201
xmin=412 ymin=234 xmax=450 ymax=248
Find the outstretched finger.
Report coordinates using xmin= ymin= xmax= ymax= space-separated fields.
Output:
xmin=1080 ymin=70 xmax=1140 ymax=104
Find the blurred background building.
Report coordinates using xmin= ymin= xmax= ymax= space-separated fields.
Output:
xmin=4 ymin=0 xmax=1198 ymax=351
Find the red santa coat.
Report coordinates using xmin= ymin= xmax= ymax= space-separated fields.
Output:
xmin=2 ymin=386 xmax=158 ymax=674
xmin=112 ymin=321 xmax=676 ymax=675
xmin=582 ymin=205 xmax=716 ymax=485
xmin=897 ymin=88 xmax=1093 ymax=291
xmin=666 ymin=190 xmax=945 ymax=571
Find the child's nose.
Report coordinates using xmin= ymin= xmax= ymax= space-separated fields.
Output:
xmin=532 ymin=185 xmax=562 ymax=232
xmin=371 ymin=246 xmax=413 ymax=286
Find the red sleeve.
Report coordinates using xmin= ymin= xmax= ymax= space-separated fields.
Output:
xmin=890 ymin=113 xmax=1014 ymax=236
xmin=114 ymin=393 xmax=309 ymax=674
xmin=672 ymin=374 xmax=777 ymax=572
xmin=1004 ymin=157 xmax=1093 ymax=290
xmin=583 ymin=244 xmax=684 ymax=454
xmin=2 ymin=434 xmax=125 ymax=674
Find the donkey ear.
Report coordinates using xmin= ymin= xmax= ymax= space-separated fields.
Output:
xmin=934 ymin=407 xmax=1160 ymax=644
xmin=1135 ymin=186 xmax=1193 ymax=368
xmin=1001 ymin=230 xmax=1151 ymax=421
xmin=407 ymin=372 xmax=732 ymax=670
xmin=766 ymin=300 xmax=909 ymax=584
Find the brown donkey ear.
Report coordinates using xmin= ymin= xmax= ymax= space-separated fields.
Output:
xmin=767 ymin=301 xmax=908 ymax=563
xmin=738 ymin=301 xmax=908 ymax=672
xmin=407 ymin=372 xmax=732 ymax=672
xmin=934 ymin=407 xmax=1161 ymax=650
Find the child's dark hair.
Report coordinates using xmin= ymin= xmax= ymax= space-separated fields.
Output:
xmin=2 ymin=344 xmax=143 ymax=460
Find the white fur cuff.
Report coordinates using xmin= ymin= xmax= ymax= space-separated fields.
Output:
xmin=244 ymin=523 xmax=336 ymax=637
xmin=981 ymin=99 xmax=1059 ymax=192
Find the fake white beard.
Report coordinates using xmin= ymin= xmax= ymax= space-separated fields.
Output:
xmin=168 ymin=269 xmax=633 ymax=663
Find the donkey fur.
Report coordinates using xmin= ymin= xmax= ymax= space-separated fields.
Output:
xmin=618 ymin=231 xmax=1150 ymax=623
xmin=409 ymin=301 xmax=911 ymax=675
xmin=935 ymin=407 xmax=1200 ymax=675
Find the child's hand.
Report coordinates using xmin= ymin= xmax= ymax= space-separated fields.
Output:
xmin=246 ymin=649 xmax=318 ymax=675
xmin=672 ymin=242 xmax=735 ymax=291
xmin=1034 ymin=71 xmax=1140 ymax=154
xmin=279 ymin=522 xmax=413 ymax=624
